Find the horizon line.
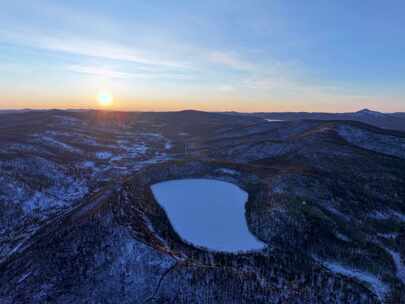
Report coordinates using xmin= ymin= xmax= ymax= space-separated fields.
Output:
xmin=0 ymin=107 xmax=403 ymax=115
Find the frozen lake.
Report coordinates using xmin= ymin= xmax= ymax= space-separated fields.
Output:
xmin=265 ymin=119 xmax=284 ymax=122
xmin=151 ymin=179 xmax=265 ymax=252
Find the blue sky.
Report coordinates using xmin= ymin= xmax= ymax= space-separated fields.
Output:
xmin=0 ymin=0 xmax=404 ymax=112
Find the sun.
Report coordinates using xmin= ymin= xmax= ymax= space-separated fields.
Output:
xmin=97 ymin=91 xmax=114 ymax=107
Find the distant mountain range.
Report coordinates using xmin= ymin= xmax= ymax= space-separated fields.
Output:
xmin=224 ymin=109 xmax=405 ymax=132
xmin=2 ymin=107 xmax=404 ymax=132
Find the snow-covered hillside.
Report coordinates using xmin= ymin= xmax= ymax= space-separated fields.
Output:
xmin=1 ymin=110 xmax=405 ymax=303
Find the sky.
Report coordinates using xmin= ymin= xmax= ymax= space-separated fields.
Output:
xmin=0 ymin=0 xmax=404 ymax=112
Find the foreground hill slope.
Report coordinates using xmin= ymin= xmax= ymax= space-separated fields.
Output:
xmin=0 ymin=110 xmax=405 ymax=303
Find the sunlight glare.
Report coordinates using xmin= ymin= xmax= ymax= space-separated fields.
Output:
xmin=97 ymin=91 xmax=114 ymax=107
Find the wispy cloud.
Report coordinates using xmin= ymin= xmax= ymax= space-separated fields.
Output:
xmin=208 ymin=51 xmax=255 ymax=71
xmin=67 ymin=65 xmax=133 ymax=79
xmin=0 ymin=29 xmax=189 ymax=69
xmin=66 ymin=64 xmax=195 ymax=81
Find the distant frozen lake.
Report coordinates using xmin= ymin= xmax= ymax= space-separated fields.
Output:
xmin=265 ymin=119 xmax=284 ymax=122
xmin=151 ymin=179 xmax=265 ymax=252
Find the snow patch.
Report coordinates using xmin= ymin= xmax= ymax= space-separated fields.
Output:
xmin=118 ymin=140 xmax=148 ymax=157
xmin=96 ymin=152 xmax=113 ymax=160
xmin=142 ymin=133 xmax=162 ymax=138
xmin=81 ymin=161 xmax=96 ymax=169
xmin=216 ymin=168 xmax=240 ymax=176
xmin=165 ymin=142 xmax=172 ymax=150
xmin=38 ymin=135 xmax=81 ymax=154
xmin=18 ymin=271 xmax=32 ymax=284
xmin=368 ymin=211 xmax=391 ymax=220
xmin=335 ymin=231 xmax=351 ymax=242
xmin=23 ymin=191 xmax=65 ymax=213
xmin=386 ymin=249 xmax=405 ymax=284
xmin=338 ymin=125 xmax=405 ymax=159
xmin=378 ymin=232 xmax=399 ymax=239
xmin=319 ymin=259 xmax=389 ymax=301
xmin=391 ymin=210 xmax=405 ymax=221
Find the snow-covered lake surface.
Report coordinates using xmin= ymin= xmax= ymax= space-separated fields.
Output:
xmin=151 ymin=179 xmax=265 ymax=252
xmin=265 ymin=119 xmax=284 ymax=122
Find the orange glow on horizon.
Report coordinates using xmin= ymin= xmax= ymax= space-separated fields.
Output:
xmin=0 ymin=92 xmax=399 ymax=113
